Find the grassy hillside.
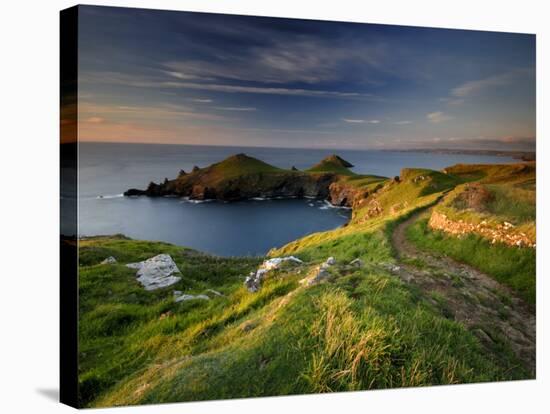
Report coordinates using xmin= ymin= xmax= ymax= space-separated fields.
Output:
xmin=199 ymin=153 xmax=286 ymax=181
xmin=78 ymin=162 xmax=535 ymax=407
xmin=79 ymin=234 xmax=527 ymax=407
xmin=404 ymin=163 xmax=536 ymax=303
xmin=406 ymin=218 xmax=536 ymax=303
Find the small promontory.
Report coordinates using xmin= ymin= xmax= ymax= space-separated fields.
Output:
xmin=124 ymin=153 xmax=367 ymax=205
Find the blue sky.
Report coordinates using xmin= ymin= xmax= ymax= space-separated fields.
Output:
xmin=77 ymin=5 xmax=536 ymax=150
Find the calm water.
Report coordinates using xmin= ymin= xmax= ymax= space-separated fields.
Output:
xmin=78 ymin=143 xmax=514 ymax=256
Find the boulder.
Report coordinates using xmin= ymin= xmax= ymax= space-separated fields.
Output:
xmin=101 ymin=256 xmax=117 ymax=265
xmin=126 ymin=254 xmax=182 ymax=291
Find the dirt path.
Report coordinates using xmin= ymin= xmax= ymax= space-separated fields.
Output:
xmin=390 ymin=209 xmax=535 ymax=375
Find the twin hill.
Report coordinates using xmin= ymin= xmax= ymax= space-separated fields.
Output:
xmin=124 ymin=153 xmax=365 ymax=204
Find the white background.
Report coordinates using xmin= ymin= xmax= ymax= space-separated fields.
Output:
xmin=1 ymin=0 xmax=548 ymax=412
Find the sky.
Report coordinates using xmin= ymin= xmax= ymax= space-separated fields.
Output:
xmin=75 ymin=5 xmax=536 ymax=151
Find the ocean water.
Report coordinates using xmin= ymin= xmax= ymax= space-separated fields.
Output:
xmin=78 ymin=143 xmax=514 ymax=256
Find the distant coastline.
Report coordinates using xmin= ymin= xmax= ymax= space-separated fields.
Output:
xmin=384 ymin=148 xmax=535 ymax=162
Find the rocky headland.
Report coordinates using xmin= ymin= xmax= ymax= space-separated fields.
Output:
xmin=124 ymin=153 xmax=373 ymax=207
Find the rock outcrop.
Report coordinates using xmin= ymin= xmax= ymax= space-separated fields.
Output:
xmin=328 ymin=181 xmax=368 ymax=207
xmin=245 ymin=256 xmax=303 ymax=292
xmin=126 ymin=254 xmax=182 ymax=290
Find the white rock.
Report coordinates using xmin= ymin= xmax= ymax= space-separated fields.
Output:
xmin=245 ymin=256 xmax=303 ymax=292
xmin=325 ymin=257 xmax=336 ymax=266
xmin=101 ymin=256 xmax=117 ymax=265
xmin=174 ymin=293 xmax=210 ymax=303
xmin=206 ymin=289 xmax=224 ymax=296
xmin=261 ymin=256 xmax=303 ymax=271
xmin=126 ymin=254 xmax=182 ymax=291
xmin=349 ymin=258 xmax=364 ymax=267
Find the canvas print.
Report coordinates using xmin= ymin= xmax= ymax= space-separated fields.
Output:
xmin=60 ymin=5 xmax=536 ymax=408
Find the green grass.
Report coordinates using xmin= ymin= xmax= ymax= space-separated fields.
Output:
xmin=484 ymin=184 xmax=535 ymax=224
xmin=78 ymin=237 xmax=262 ymax=407
xmin=431 ymin=162 xmax=536 ymax=243
xmin=85 ymin=241 xmax=527 ymax=407
xmin=405 ymin=218 xmax=535 ymax=304
xmin=207 ymin=153 xmax=285 ymax=178
xmin=77 ymin=161 xmax=536 ymax=407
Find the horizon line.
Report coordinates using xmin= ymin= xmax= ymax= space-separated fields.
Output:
xmin=72 ymin=140 xmax=535 ymax=155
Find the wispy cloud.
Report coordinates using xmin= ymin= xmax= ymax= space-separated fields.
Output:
xmin=342 ymin=118 xmax=380 ymax=124
xmin=213 ymin=106 xmax=257 ymax=111
xmin=78 ymin=102 xmax=230 ymax=122
xmin=80 ymin=71 xmax=370 ymax=99
xmin=450 ymin=68 xmax=534 ymax=99
xmin=190 ymin=98 xmax=213 ymax=103
xmin=427 ymin=111 xmax=453 ymax=123
xmin=452 ymin=73 xmax=512 ymax=98
xmin=163 ymin=38 xmax=387 ymax=85
xmin=231 ymin=126 xmax=334 ymax=135
xmin=394 ymin=120 xmax=411 ymax=125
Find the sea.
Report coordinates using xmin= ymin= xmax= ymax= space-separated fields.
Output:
xmin=77 ymin=143 xmax=515 ymax=256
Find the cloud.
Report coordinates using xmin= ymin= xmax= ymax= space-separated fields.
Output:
xmin=450 ymin=68 xmax=534 ymax=99
xmin=78 ymin=102 xmax=230 ymax=122
xmin=85 ymin=116 xmax=104 ymax=123
xmin=163 ymin=70 xmax=205 ymax=81
xmin=342 ymin=118 xmax=380 ymax=124
xmin=213 ymin=106 xmax=257 ymax=111
xmin=427 ymin=111 xmax=453 ymax=123
xmin=163 ymin=82 xmax=365 ymax=98
xmin=163 ymin=38 xmax=387 ymax=85
xmin=394 ymin=120 xmax=411 ymax=125
xmin=190 ymin=98 xmax=213 ymax=103
xmin=80 ymin=71 xmax=369 ymax=99
xmin=452 ymin=73 xmax=512 ymax=98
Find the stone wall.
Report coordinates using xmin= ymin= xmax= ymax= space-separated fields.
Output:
xmin=428 ymin=211 xmax=535 ymax=248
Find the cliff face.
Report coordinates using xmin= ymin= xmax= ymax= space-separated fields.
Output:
xmin=124 ymin=154 xmax=364 ymax=205
xmin=327 ymin=181 xmax=368 ymax=207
